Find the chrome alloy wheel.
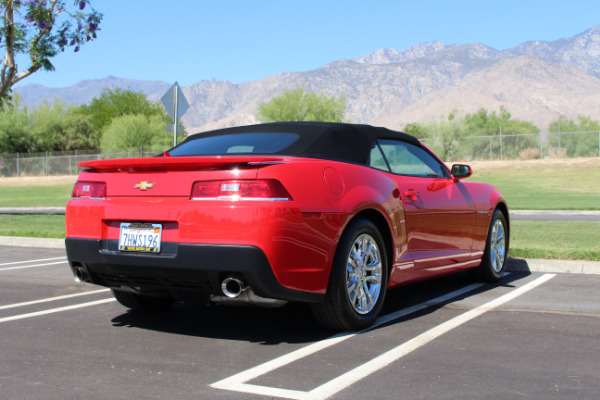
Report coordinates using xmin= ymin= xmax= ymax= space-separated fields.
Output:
xmin=346 ymin=233 xmax=383 ymax=315
xmin=490 ymin=218 xmax=506 ymax=273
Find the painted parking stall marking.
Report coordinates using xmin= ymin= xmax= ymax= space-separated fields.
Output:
xmin=211 ymin=274 xmax=556 ymax=400
xmin=0 ymin=254 xmax=114 ymax=323
xmin=0 ymin=256 xmax=68 ymax=272
xmin=0 ymin=298 xmax=116 ymax=324
xmin=0 ymin=256 xmax=66 ymax=267
xmin=0 ymin=289 xmax=110 ymax=311
xmin=210 ymin=280 xmax=490 ymax=397
xmin=0 ymin=287 xmax=115 ymax=324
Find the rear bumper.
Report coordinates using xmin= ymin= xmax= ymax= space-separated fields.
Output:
xmin=65 ymin=238 xmax=323 ymax=303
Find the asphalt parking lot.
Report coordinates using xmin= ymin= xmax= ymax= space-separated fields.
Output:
xmin=1 ymin=245 xmax=599 ymax=399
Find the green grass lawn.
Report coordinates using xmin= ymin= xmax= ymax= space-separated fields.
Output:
xmin=470 ymin=160 xmax=600 ymax=210
xmin=0 ymin=184 xmax=73 ymax=207
xmin=0 ymin=214 xmax=66 ymax=238
xmin=510 ymin=221 xmax=600 ymax=261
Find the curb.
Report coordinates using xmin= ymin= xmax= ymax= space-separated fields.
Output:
xmin=1 ymin=236 xmax=598 ymax=275
xmin=511 ymin=210 xmax=600 ymax=216
xmin=507 ymin=257 xmax=600 ymax=275
xmin=0 ymin=236 xmax=65 ymax=249
xmin=0 ymin=207 xmax=65 ymax=215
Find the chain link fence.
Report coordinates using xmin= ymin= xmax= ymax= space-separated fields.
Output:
xmin=1 ymin=131 xmax=599 ymax=177
xmin=0 ymin=148 xmax=158 ymax=177
xmin=418 ymin=130 xmax=600 ymax=162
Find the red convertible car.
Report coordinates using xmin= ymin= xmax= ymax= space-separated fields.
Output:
xmin=65 ymin=122 xmax=509 ymax=330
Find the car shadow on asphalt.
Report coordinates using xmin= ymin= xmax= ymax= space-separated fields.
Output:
xmin=110 ymin=300 xmax=330 ymax=345
xmin=110 ymin=261 xmax=533 ymax=344
xmin=379 ymin=267 xmax=532 ymax=329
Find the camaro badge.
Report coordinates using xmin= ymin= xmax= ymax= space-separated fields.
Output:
xmin=134 ymin=181 xmax=155 ymax=190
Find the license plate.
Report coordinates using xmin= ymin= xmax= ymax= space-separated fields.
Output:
xmin=119 ymin=222 xmax=162 ymax=253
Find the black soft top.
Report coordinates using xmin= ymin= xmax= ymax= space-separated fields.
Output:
xmin=176 ymin=122 xmax=421 ymax=165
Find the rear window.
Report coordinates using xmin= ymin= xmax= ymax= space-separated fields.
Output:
xmin=168 ymin=133 xmax=299 ymax=156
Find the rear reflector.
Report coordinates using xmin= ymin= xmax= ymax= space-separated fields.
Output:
xmin=71 ymin=181 xmax=106 ymax=199
xmin=191 ymin=180 xmax=291 ymax=201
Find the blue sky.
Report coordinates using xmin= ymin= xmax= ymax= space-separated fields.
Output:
xmin=14 ymin=0 xmax=600 ymax=88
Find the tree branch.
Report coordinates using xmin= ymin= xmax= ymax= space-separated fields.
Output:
xmin=0 ymin=0 xmax=102 ymax=107
xmin=17 ymin=0 xmax=60 ymax=84
xmin=0 ymin=0 xmax=18 ymax=100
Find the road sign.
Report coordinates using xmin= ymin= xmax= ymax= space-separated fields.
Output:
xmin=161 ymin=82 xmax=190 ymax=145
xmin=161 ymin=82 xmax=189 ymax=121
xmin=166 ymin=124 xmax=185 ymax=134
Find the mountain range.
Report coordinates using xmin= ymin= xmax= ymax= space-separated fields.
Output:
xmin=15 ymin=25 xmax=600 ymax=133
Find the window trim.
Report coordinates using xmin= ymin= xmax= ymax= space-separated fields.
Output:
xmin=370 ymin=139 xmax=451 ymax=179
xmin=368 ymin=141 xmax=392 ymax=172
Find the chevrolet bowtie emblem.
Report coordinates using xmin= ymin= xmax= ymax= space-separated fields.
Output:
xmin=134 ymin=181 xmax=155 ymax=190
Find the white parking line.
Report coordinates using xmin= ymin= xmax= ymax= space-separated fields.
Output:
xmin=0 ymin=256 xmax=67 ymax=267
xmin=211 ymin=280 xmax=488 ymax=396
xmin=0 ymin=289 xmax=110 ymax=311
xmin=211 ymin=274 xmax=556 ymax=400
xmin=0 ymin=260 xmax=68 ymax=272
xmin=0 ymin=298 xmax=116 ymax=324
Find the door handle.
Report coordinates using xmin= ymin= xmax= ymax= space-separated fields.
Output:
xmin=404 ymin=189 xmax=419 ymax=201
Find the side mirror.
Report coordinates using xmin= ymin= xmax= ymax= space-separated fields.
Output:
xmin=451 ymin=164 xmax=472 ymax=180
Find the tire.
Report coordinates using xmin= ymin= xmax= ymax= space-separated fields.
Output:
xmin=474 ymin=209 xmax=509 ymax=282
xmin=111 ymin=289 xmax=175 ymax=311
xmin=312 ymin=218 xmax=388 ymax=331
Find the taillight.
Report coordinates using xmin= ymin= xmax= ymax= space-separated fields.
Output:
xmin=71 ymin=182 xmax=106 ymax=199
xmin=191 ymin=180 xmax=291 ymax=201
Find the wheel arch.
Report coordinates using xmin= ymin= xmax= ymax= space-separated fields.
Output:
xmin=493 ymin=200 xmax=510 ymax=252
xmin=313 ymin=207 xmax=394 ymax=330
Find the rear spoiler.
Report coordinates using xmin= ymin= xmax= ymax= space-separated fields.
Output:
xmin=79 ymin=155 xmax=286 ymax=171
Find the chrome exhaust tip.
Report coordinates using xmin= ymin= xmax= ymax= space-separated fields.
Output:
xmin=221 ymin=276 xmax=246 ymax=298
xmin=73 ymin=266 xmax=89 ymax=283
xmin=214 ymin=276 xmax=287 ymax=307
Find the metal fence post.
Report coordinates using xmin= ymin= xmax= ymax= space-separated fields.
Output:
xmin=499 ymin=126 xmax=503 ymax=160
xmin=558 ymin=124 xmax=561 ymax=156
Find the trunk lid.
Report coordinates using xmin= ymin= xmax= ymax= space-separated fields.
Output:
xmin=77 ymin=155 xmax=285 ymax=197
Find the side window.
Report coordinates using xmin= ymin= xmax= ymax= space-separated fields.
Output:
xmin=368 ymin=142 xmax=390 ymax=171
xmin=377 ymin=139 xmax=448 ymax=178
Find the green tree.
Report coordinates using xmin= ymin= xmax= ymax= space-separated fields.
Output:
xmin=548 ymin=115 xmax=600 ymax=157
xmin=0 ymin=95 xmax=32 ymax=152
xmin=80 ymin=87 xmax=169 ymax=131
xmin=100 ymin=114 xmax=172 ymax=152
xmin=404 ymin=112 xmax=468 ymax=161
xmin=257 ymin=87 xmax=346 ymax=123
xmin=463 ymin=107 xmax=539 ymax=159
xmin=30 ymin=99 xmax=98 ymax=150
xmin=58 ymin=110 xmax=97 ymax=150
xmin=0 ymin=0 xmax=102 ymax=107
xmin=403 ymin=122 xmax=425 ymax=138
xmin=404 ymin=107 xmax=540 ymax=160
xmin=0 ymin=88 xmax=172 ymax=154
xmin=0 ymin=96 xmax=99 ymax=153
